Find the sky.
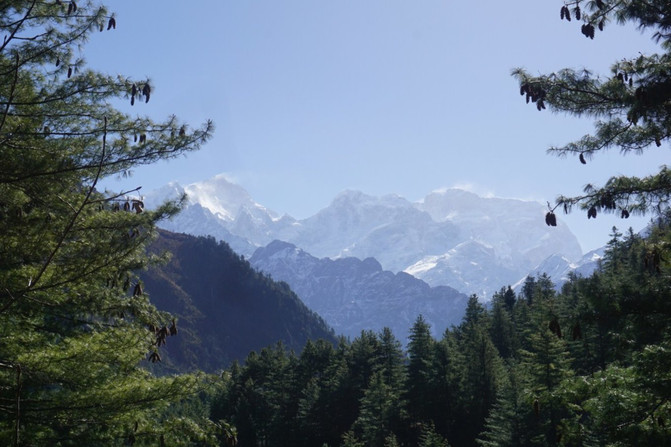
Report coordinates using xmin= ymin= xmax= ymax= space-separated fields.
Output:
xmin=88 ymin=0 xmax=667 ymax=254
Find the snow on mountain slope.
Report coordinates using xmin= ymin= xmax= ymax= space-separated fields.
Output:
xmin=147 ymin=174 xmax=584 ymax=299
xmin=418 ymin=189 xmax=581 ymax=269
xmin=404 ymin=240 xmax=523 ymax=299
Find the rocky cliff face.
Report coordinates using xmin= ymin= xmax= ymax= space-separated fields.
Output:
xmin=250 ymin=240 xmax=469 ymax=341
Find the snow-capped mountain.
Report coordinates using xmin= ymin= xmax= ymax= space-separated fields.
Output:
xmin=145 ymin=176 xmax=294 ymax=255
xmin=250 ymin=240 xmax=468 ymax=341
xmin=148 ymin=174 xmax=583 ymax=299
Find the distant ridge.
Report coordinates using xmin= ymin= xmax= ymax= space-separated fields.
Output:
xmin=250 ymin=240 xmax=469 ymax=342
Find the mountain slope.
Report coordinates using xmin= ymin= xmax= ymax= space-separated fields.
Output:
xmin=142 ymin=231 xmax=335 ymax=373
xmin=250 ymin=240 xmax=469 ymax=341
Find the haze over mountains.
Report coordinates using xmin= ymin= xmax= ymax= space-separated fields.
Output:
xmin=146 ymin=174 xmax=588 ymax=301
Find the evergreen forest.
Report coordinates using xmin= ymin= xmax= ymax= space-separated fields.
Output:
xmin=2 ymin=1 xmax=671 ymax=446
xmin=210 ymin=223 xmax=671 ymax=447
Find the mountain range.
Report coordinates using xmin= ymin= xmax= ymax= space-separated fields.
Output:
xmin=147 ymin=174 xmax=584 ymax=299
xmin=250 ymin=240 xmax=468 ymax=341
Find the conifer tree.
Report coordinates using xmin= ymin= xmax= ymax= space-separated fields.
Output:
xmin=352 ymin=371 xmax=398 ymax=447
xmin=456 ymin=305 xmax=503 ymax=447
xmin=430 ymin=330 xmax=464 ymax=442
xmin=376 ymin=327 xmax=406 ymax=392
xmin=405 ymin=316 xmax=437 ymax=428
xmin=519 ymin=293 xmax=574 ymax=446
xmin=515 ymin=0 xmax=671 ymax=219
xmin=0 ymin=1 xmax=214 ymax=445
xmin=477 ymin=366 xmax=529 ymax=447
xmin=489 ymin=288 xmax=517 ymax=360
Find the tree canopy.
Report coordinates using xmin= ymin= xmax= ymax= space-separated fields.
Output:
xmin=0 ymin=1 xmax=217 ymax=445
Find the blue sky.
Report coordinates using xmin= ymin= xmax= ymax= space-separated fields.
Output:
xmin=90 ymin=0 xmax=667 ymax=253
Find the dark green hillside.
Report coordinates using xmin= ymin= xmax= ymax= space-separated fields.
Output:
xmin=142 ymin=230 xmax=335 ymax=372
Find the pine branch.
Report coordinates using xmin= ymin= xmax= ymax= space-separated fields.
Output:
xmin=0 ymin=0 xmax=36 ymax=54
xmin=24 ymin=116 xmax=108 ymax=298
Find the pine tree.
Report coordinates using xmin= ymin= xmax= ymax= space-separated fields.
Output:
xmin=405 ymin=316 xmax=437 ymax=428
xmin=477 ymin=366 xmax=529 ymax=447
xmin=418 ymin=423 xmax=450 ymax=447
xmin=376 ymin=327 xmax=406 ymax=392
xmin=432 ymin=330 xmax=465 ymax=445
xmin=0 ymin=2 xmax=213 ymax=445
xmin=456 ymin=306 xmax=503 ymax=447
xmin=352 ymin=371 xmax=398 ymax=447
xmin=518 ymin=297 xmax=574 ymax=446
xmin=514 ymin=0 xmax=671 ymax=219
xmin=489 ymin=289 xmax=517 ymax=360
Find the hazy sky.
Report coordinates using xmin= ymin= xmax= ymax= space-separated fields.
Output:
xmin=89 ymin=0 xmax=666 ymax=253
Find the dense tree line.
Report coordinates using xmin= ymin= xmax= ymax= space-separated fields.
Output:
xmin=211 ymin=219 xmax=671 ymax=446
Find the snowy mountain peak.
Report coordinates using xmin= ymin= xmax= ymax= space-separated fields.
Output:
xmin=183 ymin=174 xmax=272 ymax=221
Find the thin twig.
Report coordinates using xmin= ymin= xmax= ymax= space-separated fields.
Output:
xmin=0 ymin=52 xmax=20 ymax=135
xmin=0 ymin=0 xmax=36 ymax=54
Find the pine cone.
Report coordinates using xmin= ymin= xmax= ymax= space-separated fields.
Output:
xmin=520 ymin=83 xmax=529 ymax=96
xmin=142 ymin=83 xmax=151 ymax=103
xmin=545 ymin=212 xmax=557 ymax=227
xmin=587 ymin=206 xmax=597 ymax=219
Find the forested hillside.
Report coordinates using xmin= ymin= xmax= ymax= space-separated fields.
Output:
xmin=211 ymin=220 xmax=671 ymax=446
xmin=142 ymin=231 xmax=336 ymax=373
